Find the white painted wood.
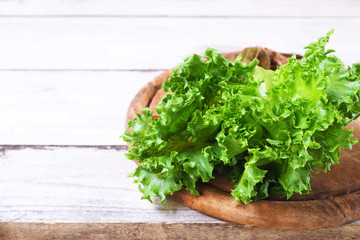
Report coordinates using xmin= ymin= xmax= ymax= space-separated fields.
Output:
xmin=0 ymin=146 xmax=358 ymax=225
xmin=0 ymin=146 xmax=223 ymax=223
xmin=0 ymin=0 xmax=359 ymax=17
xmin=0 ymin=71 xmax=161 ymax=145
xmin=0 ymin=18 xmax=359 ymax=70
xmin=0 ymin=0 xmax=359 ymax=233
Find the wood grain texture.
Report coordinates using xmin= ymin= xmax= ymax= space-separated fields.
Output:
xmin=1 ymin=0 xmax=360 ymax=17
xmin=0 ymin=146 xmax=221 ymax=223
xmin=0 ymin=71 xmax=164 ymax=145
xmin=0 ymin=18 xmax=359 ymax=70
xmin=172 ymin=184 xmax=360 ymax=229
xmin=2 ymin=0 xmax=360 ymax=237
xmin=1 ymin=222 xmax=360 ymax=240
xmin=0 ymin=145 xmax=358 ymax=239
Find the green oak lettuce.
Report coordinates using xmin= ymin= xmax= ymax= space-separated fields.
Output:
xmin=122 ymin=30 xmax=360 ymax=204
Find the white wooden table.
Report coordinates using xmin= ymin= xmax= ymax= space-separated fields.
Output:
xmin=0 ymin=0 xmax=360 ymax=239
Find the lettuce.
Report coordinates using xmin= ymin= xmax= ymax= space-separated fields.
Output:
xmin=123 ymin=30 xmax=360 ymax=204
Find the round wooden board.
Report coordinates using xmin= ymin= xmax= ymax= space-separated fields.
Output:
xmin=125 ymin=49 xmax=360 ymax=229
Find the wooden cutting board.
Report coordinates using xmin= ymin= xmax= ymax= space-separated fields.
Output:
xmin=125 ymin=48 xmax=360 ymax=229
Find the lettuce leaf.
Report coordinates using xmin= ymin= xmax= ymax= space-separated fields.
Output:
xmin=123 ymin=30 xmax=360 ymax=204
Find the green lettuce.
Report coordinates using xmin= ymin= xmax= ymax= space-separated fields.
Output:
xmin=123 ymin=30 xmax=360 ymax=204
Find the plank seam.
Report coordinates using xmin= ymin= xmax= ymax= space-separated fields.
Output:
xmin=0 ymin=145 xmax=128 ymax=150
xmin=0 ymin=69 xmax=167 ymax=72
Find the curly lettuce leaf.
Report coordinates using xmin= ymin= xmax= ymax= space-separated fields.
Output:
xmin=123 ymin=30 xmax=360 ymax=204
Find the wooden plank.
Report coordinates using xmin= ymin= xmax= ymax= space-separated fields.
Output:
xmin=0 ymin=146 xmax=222 ymax=223
xmin=0 ymin=223 xmax=360 ymax=240
xmin=0 ymin=18 xmax=359 ymax=70
xmin=0 ymin=71 xmax=160 ymax=145
xmin=0 ymin=0 xmax=359 ymax=17
xmin=0 ymin=146 xmax=359 ymax=239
